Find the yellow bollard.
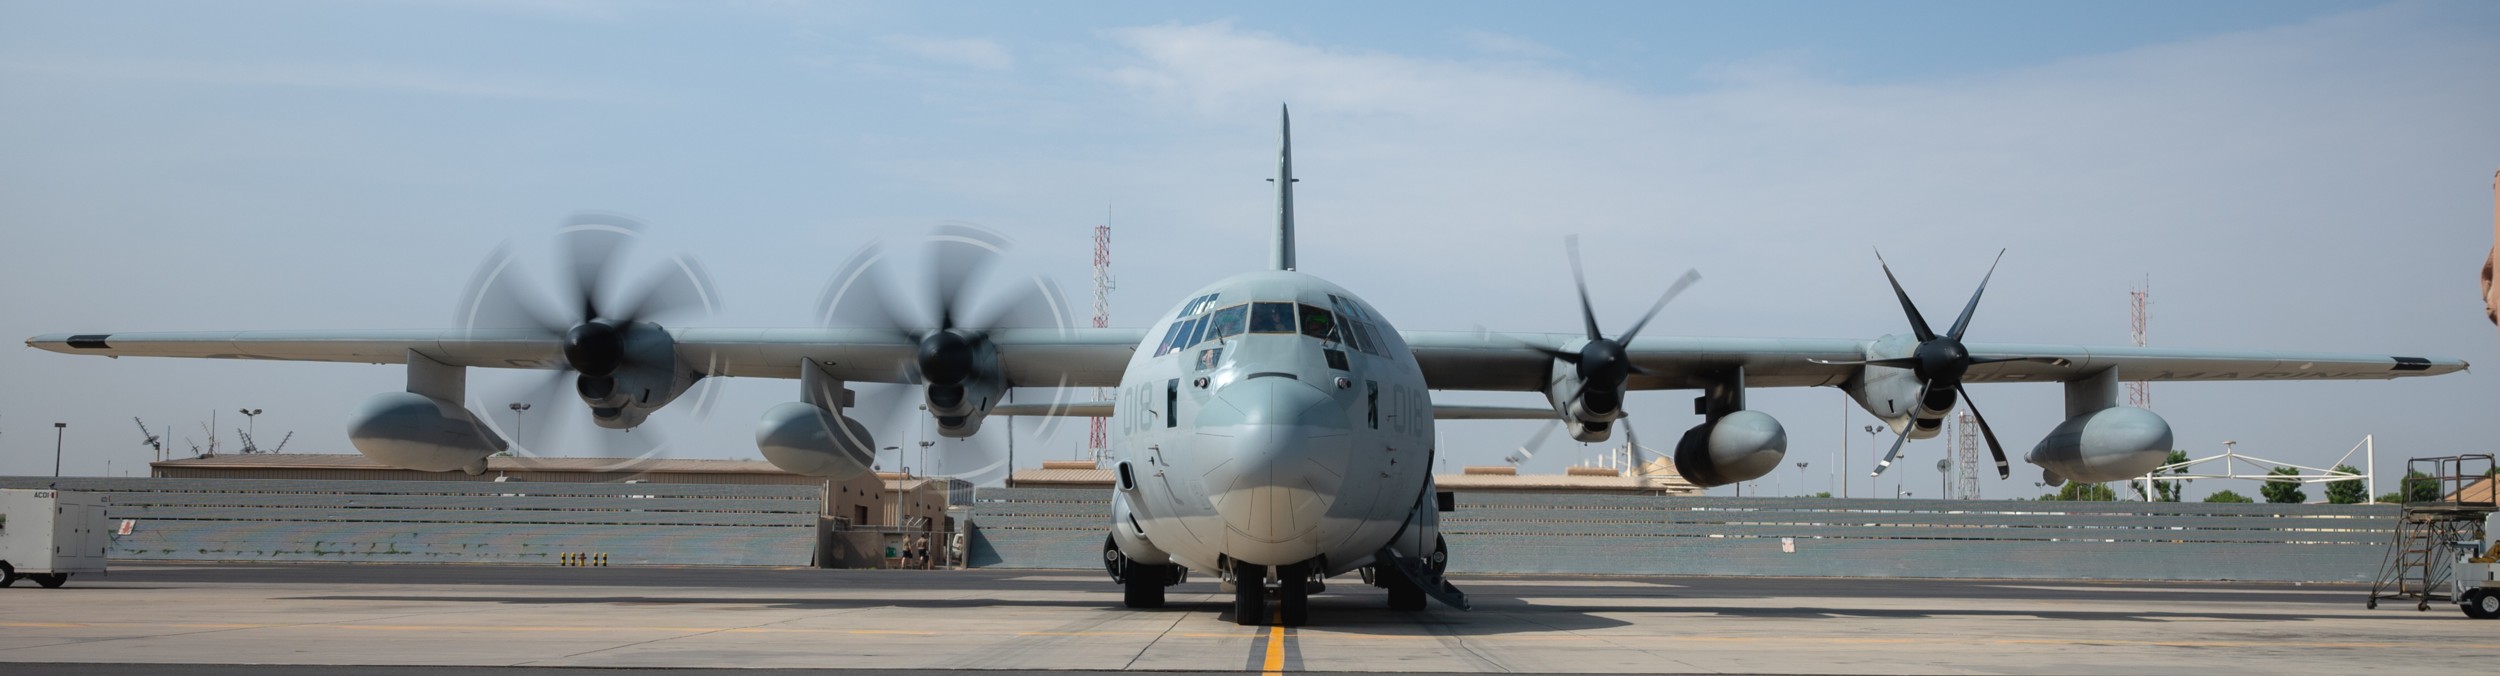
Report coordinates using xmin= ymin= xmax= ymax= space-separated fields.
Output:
xmin=560 ymin=552 xmax=572 ymax=566
xmin=597 ymin=553 xmax=607 ymax=567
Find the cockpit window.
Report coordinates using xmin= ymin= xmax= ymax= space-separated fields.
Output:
xmin=1206 ymin=304 xmax=1249 ymax=340
xmin=1152 ymin=320 xmax=1187 ymax=357
xmin=1248 ymin=302 xmax=1297 ymax=334
xmin=1298 ymin=304 xmax=1338 ymax=342
xmin=1175 ymin=293 xmax=1220 ymax=319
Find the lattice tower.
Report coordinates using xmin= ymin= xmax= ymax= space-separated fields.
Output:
xmin=1086 ymin=221 xmax=1114 ymax=462
xmin=1954 ymin=409 xmax=1980 ymax=499
xmin=2127 ymin=276 xmax=2152 ymax=409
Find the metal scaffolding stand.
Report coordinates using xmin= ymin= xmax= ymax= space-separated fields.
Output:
xmin=2368 ymin=454 xmax=2496 ymax=611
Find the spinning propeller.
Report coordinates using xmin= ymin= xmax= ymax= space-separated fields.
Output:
xmin=816 ymin=223 xmax=1072 ymax=484
xmin=458 ymin=214 xmax=721 ymax=463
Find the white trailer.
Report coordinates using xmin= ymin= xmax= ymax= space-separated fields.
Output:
xmin=0 ymin=489 xmax=111 ymax=588
xmin=2457 ymin=511 xmax=2500 ymax=619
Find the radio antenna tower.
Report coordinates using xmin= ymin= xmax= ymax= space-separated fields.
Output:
xmin=1086 ymin=214 xmax=1115 ymax=464
xmin=1953 ymin=410 xmax=1980 ymax=499
xmin=2128 ymin=276 xmax=2152 ymax=409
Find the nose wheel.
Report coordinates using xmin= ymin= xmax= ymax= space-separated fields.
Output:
xmin=1232 ymin=561 xmax=1267 ymax=625
xmin=1231 ymin=561 xmax=1313 ymax=626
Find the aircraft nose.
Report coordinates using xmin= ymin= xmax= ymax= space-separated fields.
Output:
xmin=1196 ymin=375 xmax=1351 ymax=559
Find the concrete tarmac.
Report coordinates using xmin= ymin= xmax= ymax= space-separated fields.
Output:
xmin=1 ymin=563 xmax=2491 ymax=674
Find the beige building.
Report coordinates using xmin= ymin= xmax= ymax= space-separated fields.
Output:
xmin=150 ymin=453 xmax=954 ymax=568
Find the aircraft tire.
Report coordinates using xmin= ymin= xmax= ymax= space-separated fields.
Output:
xmin=1123 ymin=565 xmax=1168 ymax=609
xmin=0 ymin=561 xmax=15 ymax=588
xmin=1278 ymin=562 xmax=1310 ymax=627
xmin=2464 ymin=589 xmax=2498 ymax=619
xmin=1232 ymin=561 xmax=1267 ymax=626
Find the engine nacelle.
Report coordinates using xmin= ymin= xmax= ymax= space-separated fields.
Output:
xmin=1845 ymin=334 xmax=1945 ymax=440
xmin=754 ymin=402 xmax=876 ymax=480
xmin=2027 ymin=406 xmax=2172 ymax=484
xmin=347 ymin=392 xmax=506 ymax=474
xmin=1672 ymin=410 xmax=1789 ymax=487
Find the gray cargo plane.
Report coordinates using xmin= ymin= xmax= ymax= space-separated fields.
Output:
xmin=27 ymin=106 xmax=2466 ymax=626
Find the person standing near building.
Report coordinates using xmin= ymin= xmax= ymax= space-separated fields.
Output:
xmin=2483 ymin=169 xmax=2498 ymax=332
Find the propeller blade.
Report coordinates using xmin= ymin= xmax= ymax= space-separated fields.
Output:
xmin=815 ymin=241 xmax=917 ymax=340
xmin=1565 ymin=235 xmax=1603 ymax=342
xmin=926 ymin=223 xmax=1012 ymax=331
xmin=963 ymin=275 xmax=1072 ymax=333
xmin=1474 ymin=326 xmax=1577 ymax=362
xmin=1969 ymin=356 xmax=2072 ymax=367
xmin=1616 ymin=268 xmax=1701 ymax=344
xmin=1945 ymin=249 xmax=2006 ymax=341
xmin=1873 ymin=250 xmax=1936 ymax=343
xmin=555 ymin=214 xmax=644 ymax=321
xmin=613 ymin=252 xmax=719 ymax=325
xmin=1957 ymin=385 xmax=2012 ymax=479
xmin=1872 ymin=380 xmax=1930 ymax=477
xmin=504 ymin=368 xmax=577 ymax=455
xmin=1509 ymin=418 xmax=1563 ymax=465
xmin=1807 ymin=357 xmax=1923 ymax=368
xmin=457 ymin=244 xmax=571 ymax=334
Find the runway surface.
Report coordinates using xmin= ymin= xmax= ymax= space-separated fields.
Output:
xmin=2 ymin=563 xmax=2490 ymax=674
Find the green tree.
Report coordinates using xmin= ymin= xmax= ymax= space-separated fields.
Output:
xmin=2261 ymin=466 xmax=2307 ymax=504
xmin=1811 ymin=491 xmax=1832 ymax=498
xmin=2204 ymin=489 xmax=2255 ymax=503
xmin=2323 ymin=465 xmax=2367 ymax=504
xmin=2133 ymin=450 xmax=2192 ymax=501
xmin=2376 ymin=492 xmax=2404 ymax=504
xmin=2051 ymin=482 xmax=2117 ymax=501
xmin=2399 ymin=469 xmax=2441 ymax=503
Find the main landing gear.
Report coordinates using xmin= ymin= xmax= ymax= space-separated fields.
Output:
xmin=1231 ymin=560 xmax=1313 ymax=627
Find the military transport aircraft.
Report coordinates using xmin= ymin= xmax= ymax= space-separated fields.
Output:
xmin=27 ymin=106 xmax=2467 ymax=626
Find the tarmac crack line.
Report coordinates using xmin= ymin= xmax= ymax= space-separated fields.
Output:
xmin=1122 ymin=593 xmax=1208 ymax=671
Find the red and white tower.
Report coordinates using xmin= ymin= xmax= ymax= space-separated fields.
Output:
xmin=2128 ymin=276 xmax=2151 ymax=409
xmin=1087 ymin=220 xmax=1114 ymax=463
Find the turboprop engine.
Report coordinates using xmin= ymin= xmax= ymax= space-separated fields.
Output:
xmin=1673 ymin=410 xmax=1788 ymax=487
xmin=2028 ymin=406 xmax=2172 ymax=485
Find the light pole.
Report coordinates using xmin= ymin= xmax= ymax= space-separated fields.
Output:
xmin=53 ymin=422 xmax=67 ymax=477
xmin=1795 ymin=461 xmax=1809 ymax=497
xmin=1936 ymin=458 xmax=1951 ymax=500
xmin=508 ymin=403 xmax=531 ymax=453
xmin=238 ymin=408 xmax=263 ymax=451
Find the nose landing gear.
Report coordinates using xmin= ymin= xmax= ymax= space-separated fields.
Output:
xmin=1230 ymin=560 xmax=1314 ymax=626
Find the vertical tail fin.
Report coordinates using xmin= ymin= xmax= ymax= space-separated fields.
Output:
xmin=1272 ymin=104 xmax=1297 ymax=271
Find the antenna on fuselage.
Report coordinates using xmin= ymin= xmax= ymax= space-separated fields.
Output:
xmin=1267 ymin=103 xmax=1298 ymax=271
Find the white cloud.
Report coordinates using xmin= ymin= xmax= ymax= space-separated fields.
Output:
xmin=1455 ymin=29 xmax=1562 ymax=60
xmin=881 ymin=35 xmax=1015 ymax=72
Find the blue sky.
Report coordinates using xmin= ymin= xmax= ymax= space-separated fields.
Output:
xmin=3 ymin=1 xmax=2496 ymax=499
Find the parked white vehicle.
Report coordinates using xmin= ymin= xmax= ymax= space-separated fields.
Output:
xmin=0 ymin=489 xmax=111 ymax=588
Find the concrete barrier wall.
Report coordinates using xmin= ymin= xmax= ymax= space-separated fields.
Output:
xmin=0 ymin=477 xmax=819 ymax=566
xmin=966 ymin=487 xmax=2398 ymax=582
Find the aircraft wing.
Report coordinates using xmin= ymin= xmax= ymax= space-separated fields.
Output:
xmin=26 ymin=327 xmax=1147 ymax=388
xmin=1401 ymin=331 xmax=2468 ymax=392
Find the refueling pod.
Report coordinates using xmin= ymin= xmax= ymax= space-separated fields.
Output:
xmin=348 ymin=392 xmax=505 ymax=475
xmin=754 ymin=402 xmax=876 ymax=480
xmin=755 ymin=360 xmax=878 ymax=480
xmin=1673 ymin=410 xmax=1788 ymax=488
xmin=2027 ymin=406 xmax=2172 ymax=485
